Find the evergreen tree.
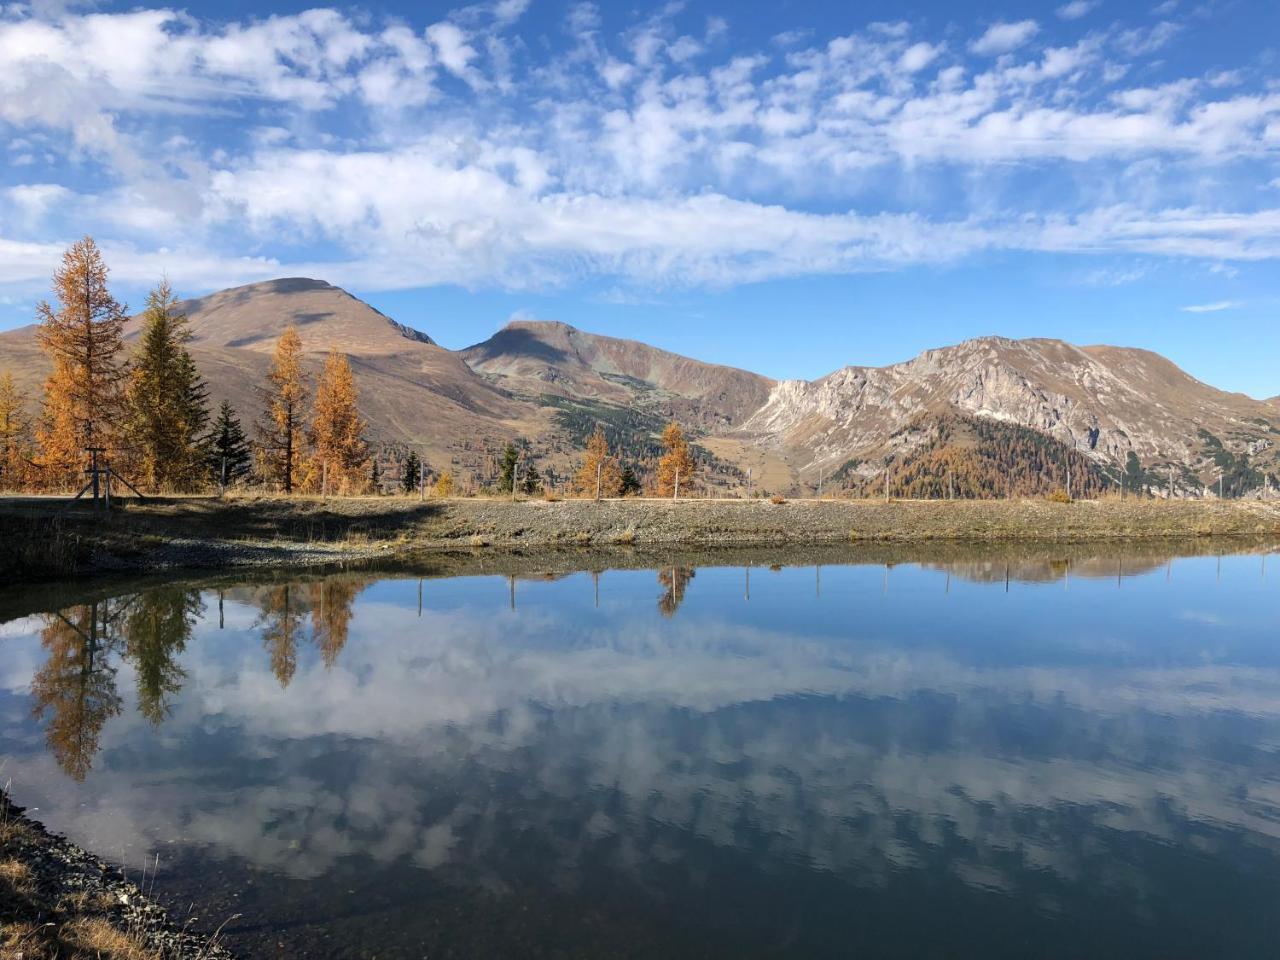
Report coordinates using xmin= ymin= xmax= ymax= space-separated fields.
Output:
xmin=0 ymin=370 xmax=33 ymax=490
xmin=34 ymin=237 xmax=128 ymax=487
xmin=656 ymin=423 xmax=696 ymax=497
xmin=256 ymin=326 xmax=308 ymax=493
xmin=521 ymin=462 xmax=542 ymax=495
xmin=497 ymin=442 xmax=520 ymax=493
xmin=574 ymin=424 xmax=622 ymax=498
xmin=207 ymin=400 xmax=252 ymax=486
xmin=401 ymin=450 xmax=421 ymax=494
xmin=309 ymin=349 xmax=369 ymax=494
xmin=619 ymin=464 xmax=641 ymax=497
xmin=1124 ymin=451 xmax=1144 ymax=495
xmin=370 ymin=458 xmax=382 ymax=493
xmin=125 ymin=280 xmax=209 ymax=491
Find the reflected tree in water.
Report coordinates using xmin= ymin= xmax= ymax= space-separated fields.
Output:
xmin=125 ymin=588 xmax=202 ymax=725
xmin=309 ymin=579 xmax=364 ymax=668
xmin=257 ymin=584 xmax=305 ymax=688
xmin=29 ymin=601 xmax=126 ymax=782
xmin=658 ymin=566 xmax=696 ymax=617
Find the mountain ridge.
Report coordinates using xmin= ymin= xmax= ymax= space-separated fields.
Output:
xmin=0 ymin=278 xmax=1276 ymax=494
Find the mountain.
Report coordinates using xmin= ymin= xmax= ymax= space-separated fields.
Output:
xmin=738 ymin=336 xmax=1279 ymax=493
xmin=463 ymin=320 xmax=772 ymax=431
xmin=1 ymin=279 xmax=1276 ymax=494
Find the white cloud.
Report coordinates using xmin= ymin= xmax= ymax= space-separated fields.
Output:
xmin=898 ymin=41 xmax=941 ymax=74
xmin=969 ymin=20 xmax=1039 ymax=56
xmin=0 ymin=6 xmax=1277 ymax=301
xmin=1057 ymin=0 xmax=1098 ymax=19
xmin=1180 ymin=300 xmax=1242 ymax=313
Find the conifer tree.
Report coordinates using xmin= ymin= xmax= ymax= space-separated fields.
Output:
xmin=0 ymin=371 xmax=33 ymax=491
xmin=125 ymin=280 xmax=209 ymax=491
xmin=309 ymin=349 xmax=369 ymax=493
xmin=34 ymin=237 xmax=128 ymax=487
xmin=574 ymin=424 xmax=622 ymax=498
xmin=497 ymin=442 xmax=520 ymax=493
xmin=371 ymin=458 xmax=382 ymax=493
xmin=401 ymin=450 xmax=421 ymax=494
xmin=521 ymin=462 xmax=542 ymax=495
xmin=656 ymin=422 xmax=696 ymax=497
xmin=619 ymin=464 xmax=641 ymax=497
xmin=256 ymin=326 xmax=308 ymax=493
xmin=208 ymin=400 xmax=252 ymax=487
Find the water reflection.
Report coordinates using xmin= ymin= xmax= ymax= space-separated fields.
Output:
xmin=2 ymin=545 xmax=1279 ymax=958
xmin=22 ymin=578 xmax=368 ymax=778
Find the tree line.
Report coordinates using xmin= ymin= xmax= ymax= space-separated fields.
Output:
xmin=0 ymin=237 xmax=371 ymax=495
xmin=0 ymin=237 xmax=709 ymax=501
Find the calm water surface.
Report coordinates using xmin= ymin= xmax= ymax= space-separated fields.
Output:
xmin=2 ymin=546 xmax=1279 ymax=958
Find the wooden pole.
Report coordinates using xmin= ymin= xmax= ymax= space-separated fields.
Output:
xmin=595 ymin=459 xmax=602 ymax=501
xmin=674 ymin=466 xmax=680 ymax=501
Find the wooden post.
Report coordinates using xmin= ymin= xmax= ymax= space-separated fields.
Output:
xmin=595 ymin=459 xmax=602 ymax=501
xmin=512 ymin=453 xmax=521 ymax=502
xmin=674 ymin=466 xmax=680 ymax=501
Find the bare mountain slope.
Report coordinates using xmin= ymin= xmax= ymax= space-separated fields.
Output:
xmin=463 ymin=320 xmax=773 ymax=432
xmin=739 ymin=336 xmax=1279 ymax=490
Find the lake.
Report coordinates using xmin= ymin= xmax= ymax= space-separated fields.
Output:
xmin=2 ymin=543 xmax=1279 ymax=958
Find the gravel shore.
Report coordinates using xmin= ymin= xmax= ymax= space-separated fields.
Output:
xmin=1 ymin=791 xmax=236 ymax=959
xmin=3 ymin=495 xmax=1280 ymax=582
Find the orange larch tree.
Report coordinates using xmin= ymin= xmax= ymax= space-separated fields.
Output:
xmin=0 ymin=370 xmax=33 ymax=490
xmin=34 ymin=237 xmax=128 ymax=488
xmin=574 ymin=424 xmax=622 ymax=498
xmin=655 ymin=422 xmax=696 ymax=498
xmin=309 ymin=348 xmax=370 ymax=494
xmin=256 ymin=325 xmax=309 ymax=493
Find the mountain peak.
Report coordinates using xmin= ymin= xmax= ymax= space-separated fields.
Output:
xmin=175 ymin=276 xmax=433 ymax=354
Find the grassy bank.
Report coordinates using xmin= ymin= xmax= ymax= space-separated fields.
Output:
xmin=1 ymin=494 xmax=1278 ymax=582
xmin=1 ymin=790 xmax=236 ymax=959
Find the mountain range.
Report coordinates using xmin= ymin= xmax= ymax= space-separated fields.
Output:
xmin=0 ymin=277 xmax=1275 ymax=496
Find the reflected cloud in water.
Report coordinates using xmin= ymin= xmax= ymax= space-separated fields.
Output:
xmin=1 ymin=548 xmax=1279 ymax=957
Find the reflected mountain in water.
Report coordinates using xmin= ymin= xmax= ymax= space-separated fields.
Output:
xmin=2 ymin=547 xmax=1279 ymax=958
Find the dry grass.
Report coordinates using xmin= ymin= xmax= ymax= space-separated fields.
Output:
xmin=62 ymin=917 xmax=162 ymax=960
xmin=0 ymin=858 xmax=33 ymax=889
xmin=1045 ymin=490 xmax=1073 ymax=504
xmin=770 ymin=495 xmax=787 ymax=505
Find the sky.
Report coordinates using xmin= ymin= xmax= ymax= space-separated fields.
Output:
xmin=1 ymin=0 xmax=1277 ymax=398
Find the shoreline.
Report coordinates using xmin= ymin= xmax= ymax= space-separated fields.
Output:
xmin=2 ymin=495 xmax=1279 ymax=582
xmin=0 ymin=790 xmax=236 ymax=959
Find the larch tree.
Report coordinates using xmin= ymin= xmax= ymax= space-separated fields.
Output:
xmin=34 ymin=237 xmax=128 ymax=488
xmin=256 ymin=326 xmax=309 ymax=493
xmin=574 ymin=425 xmax=622 ymax=499
xmin=656 ymin=422 xmax=696 ymax=498
xmin=208 ymin=400 xmax=252 ymax=487
xmin=125 ymin=280 xmax=209 ymax=491
xmin=309 ymin=349 xmax=370 ymax=494
xmin=0 ymin=370 xmax=33 ymax=490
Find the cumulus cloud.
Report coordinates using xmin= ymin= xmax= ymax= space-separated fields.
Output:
xmin=969 ymin=20 xmax=1040 ymax=56
xmin=0 ymin=5 xmax=1276 ymax=299
xmin=1056 ymin=0 xmax=1098 ymax=20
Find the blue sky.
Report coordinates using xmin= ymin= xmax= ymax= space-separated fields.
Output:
xmin=1 ymin=0 xmax=1277 ymax=397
